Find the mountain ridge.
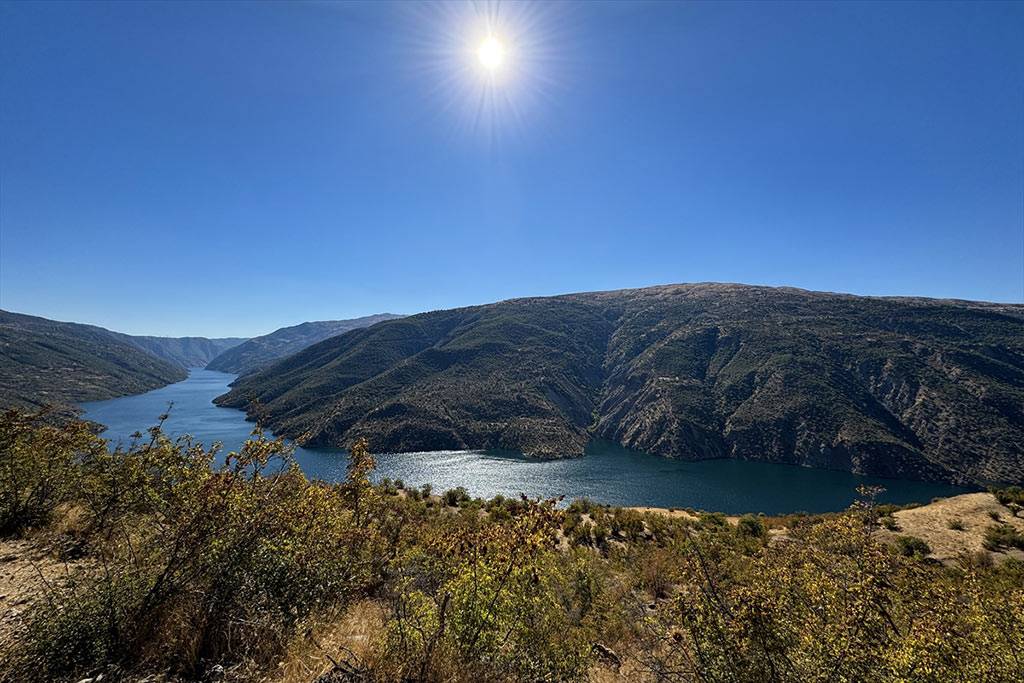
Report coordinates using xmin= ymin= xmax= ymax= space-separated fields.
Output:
xmin=216 ymin=283 xmax=1024 ymax=486
xmin=112 ymin=334 xmax=247 ymax=369
xmin=0 ymin=310 xmax=188 ymax=412
xmin=206 ymin=314 xmax=405 ymax=376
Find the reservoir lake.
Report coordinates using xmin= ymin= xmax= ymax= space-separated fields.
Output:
xmin=82 ymin=369 xmax=972 ymax=515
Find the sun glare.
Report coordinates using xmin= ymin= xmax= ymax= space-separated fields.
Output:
xmin=407 ymin=0 xmax=563 ymax=138
xmin=477 ymin=35 xmax=506 ymax=71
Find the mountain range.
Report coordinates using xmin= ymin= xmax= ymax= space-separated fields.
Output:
xmin=113 ymin=334 xmax=246 ymax=369
xmin=0 ymin=310 xmax=190 ymax=411
xmin=216 ymin=284 xmax=1024 ymax=487
xmin=0 ymin=310 xmax=394 ymax=414
xmin=206 ymin=314 xmax=404 ymax=376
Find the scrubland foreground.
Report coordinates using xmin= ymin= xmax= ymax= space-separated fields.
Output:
xmin=1 ymin=410 xmax=1022 ymax=682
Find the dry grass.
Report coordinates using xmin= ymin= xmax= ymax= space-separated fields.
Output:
xmin=626 ymin=507 xmax=700 ymax=522
xmin=876 ymin=492 xmax=1024 ymax=564
xmin=626 ymin=507 xmax=748 ymax=525
xmin=275 ymin=600 xmax=385 ymax=683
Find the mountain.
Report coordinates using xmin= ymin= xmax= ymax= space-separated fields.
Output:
xmin=216 ymin=284 xmax=1024 ymax=487
xmin=111 ymin=334 xmax=247 ymax=369
xmin=206 ymin=314 xmax=404 ymax=376
xmin=0 ymin=310 xmax=187 ymax=411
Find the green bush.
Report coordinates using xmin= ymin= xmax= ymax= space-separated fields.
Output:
xmin=1 ymin=418 xmax=395 ymax=681
xmin=442 ymin=486 xmax=471 ymax=507
xmin=737 ymin=514 xmax=767 ymax=538
xmin=895 ymin=535 xmax=932 ymax=558
xmin=983 ymin=524 xmax=1024 ymax=552
xmin=376 ymin=502 xmax=597 ymax=681
xmin=992 ymin=486 xmax=1024 ymax=507
xmin=0 ymin=410 xmax=104 ymax=536
xmin=698 ymin=511 xmax=728 ymax=529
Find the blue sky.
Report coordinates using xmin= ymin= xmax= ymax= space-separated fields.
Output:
xmin=1 ymin=0 xmax=1022 ymax=337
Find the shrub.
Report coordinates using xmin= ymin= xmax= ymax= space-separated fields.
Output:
xmin=2 ymin=421 xmax=396 ymax=681
xmin=442 ymin=486 xmax=471 ymax=507
xmin=879 ymin=515 xmax=900 ymax=531
xmin=895 ymin=535 xmax=932 ymax=558
xmin=992 ymin=486 xmax=1024 ymax=507
xmin=633 ymin=514 xmax=1024 ymax=682
xmin=0 ymin=410 xmax=106 ymax=536
xmin=983 ymin=524 xmax=1024 ymax=552
xmin=947 ymin=518 xmax=966 ymax=531
xmin=610 ymin=509 xmax=644 ymax=541
xmin=957 ymin=550 xmax=994 ymax=569
xmin=567 ymin=497 xmax=598 ymax=515
xmin=698 ymin=511 xmax=728 ymax=529
xmin=636 ymin=547 xmax=675 ymax=599
xmin=737 ymin=514 xmax=767 ymax=538
xmin=376 ymin=501 xmax=596 ymax=681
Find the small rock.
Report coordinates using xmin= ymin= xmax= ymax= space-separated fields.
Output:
xmin=592 ymin=643 xmax=621 ymax=668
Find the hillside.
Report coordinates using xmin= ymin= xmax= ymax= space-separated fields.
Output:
xmin=2 ymin=413 xmax=1022 ymax=682
xmin=0 ymin=310 xmax=187 ymax=411
xmin=113 ymin=334 xmax=247 ymax=369
xmin=206 ymin=314 xmax=404 ymax=375
xmin=217 ymin=284 xmax=1024 ymax=486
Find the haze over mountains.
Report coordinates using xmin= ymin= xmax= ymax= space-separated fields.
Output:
xmin=206 ymin=314 xmax=404 ymax=376
xmin=216 ymin=284 xmax=1024 ymax=487
xmin=114 ymin=334 xmax=246 ymax=369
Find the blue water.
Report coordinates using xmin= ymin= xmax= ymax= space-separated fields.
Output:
xmin=81 ymin=369 xmax=973 ymax=515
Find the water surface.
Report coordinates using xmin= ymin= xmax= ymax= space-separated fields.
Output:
xmin=82 ymin=369 xmax=972 ymax=514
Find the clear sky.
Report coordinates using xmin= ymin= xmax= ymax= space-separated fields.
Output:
xmin=1 ymin=1 xmax=1022 ymax=337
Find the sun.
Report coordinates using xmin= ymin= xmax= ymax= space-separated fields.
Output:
xmin=477 ymin=35 xmax=506 ymax=71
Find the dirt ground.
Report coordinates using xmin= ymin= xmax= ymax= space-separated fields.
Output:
xmin=0 ymin=537 xmax=84 ymax=647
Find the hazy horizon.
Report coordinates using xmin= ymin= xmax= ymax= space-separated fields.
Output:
xmin=2 ymin=0 xmax=1022 ymax=337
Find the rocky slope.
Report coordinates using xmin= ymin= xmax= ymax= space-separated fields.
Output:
xmin=206 ymin=314 xmax=404 ymax=376
xmin=0 ymin=310 xmax=187 ymax=411
xmin=216 ymin=284 xmax=1024 ymax=486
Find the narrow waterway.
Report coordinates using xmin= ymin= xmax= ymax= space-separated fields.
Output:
xmin=81 ymin=369 xmax=973 ymax=514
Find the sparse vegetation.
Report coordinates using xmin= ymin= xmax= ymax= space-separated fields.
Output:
xmin=2 ymin=411 xmax=1023 ymax=682
xmin=982 ymin=524 xmax=1024 ymax=552
xmin=993 ymin=485 xmax=1024 ymax=508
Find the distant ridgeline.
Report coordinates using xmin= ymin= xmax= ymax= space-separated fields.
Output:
xmin=0 ymin=310 xmax=192 ymax=412
xmin=0 ymin=310 xmax=396 ymax=414
xmin=217 ymin=284 xmax=1024 ymax=487
xmin=206 ymin=314 xmax=404 ymax=376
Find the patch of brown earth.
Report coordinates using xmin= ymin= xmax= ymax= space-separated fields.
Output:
xmin=0 ymin=537 xmax=83 ymax=647
xmin=878 ymin=492 xmax=1024 ymax=564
